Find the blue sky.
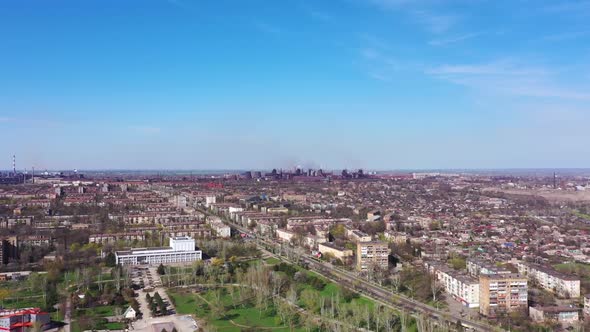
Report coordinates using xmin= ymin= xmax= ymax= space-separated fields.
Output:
xmin=1 ymin=0 xmax=590 ymax=170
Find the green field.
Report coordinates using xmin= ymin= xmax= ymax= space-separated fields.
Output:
xmin=71 ymin=304 xmax=127 ymax=332
xmin=0 ymin=280 xmax=46 ymax=309
xmin=264 ymin=257 xmax=281 ymax=265
xmin=168 ymin=287 xmax=304 ymax=331
xmin=573 ymin=210 xmax=590 ymax=221
xmin=554 ymin=262 xmax=590 ymax=275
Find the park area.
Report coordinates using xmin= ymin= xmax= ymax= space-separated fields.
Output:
xmin=166 ymin=258 xmax=418 ymax=332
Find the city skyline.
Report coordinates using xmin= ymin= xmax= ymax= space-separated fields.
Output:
xmin=2 ymin=0 xmax=590 ymax=170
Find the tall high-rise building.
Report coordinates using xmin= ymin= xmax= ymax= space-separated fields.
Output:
xmin=0 ymin=237 xmax=19 ymax=265
xmin=479 ymin=273 xmax=528 ymax=317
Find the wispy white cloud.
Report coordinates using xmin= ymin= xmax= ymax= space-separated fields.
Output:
xmin=428 ymin=32 xmax=481 ymax=46
xmin=427 ymin=60 xmax=590 ymax=100
xmin=427 ymin=61 xmax=548 ymax=76
xmin=359 ymin=46 xmax=403 ymax=81
xmin=364 ymin=0 xmax=458 ymax=33
xmin=411 ymin=10 xmax=456 ymax=34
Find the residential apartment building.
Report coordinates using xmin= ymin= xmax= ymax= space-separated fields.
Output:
xmin=356 ymin=241 xmax=389 ymax=272
xmin=207 ymin=217 xmax=231 ymax=238
xmin=0 ymin=237 xmax=18 ymax=265
xmin=479 ymin=273 xmax=528 ymax=317
xmin=517 ymin=262 xmax=580 ymax=298
xmin=437 ymin=267 xmax=480 ymax=308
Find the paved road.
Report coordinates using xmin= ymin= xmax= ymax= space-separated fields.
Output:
xmin=229 ymin=222 xmax=498 ymax=332
xmin=63 ymin=298 xmax=71 ymax=332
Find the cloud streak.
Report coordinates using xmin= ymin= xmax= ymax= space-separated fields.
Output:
xmin=364 ymin=0 xmax=458 ymax=33
xmin=427 ymin=60 xmax=590 ymax=100
xmin=428 ymin=32 xmax=481 ymax=46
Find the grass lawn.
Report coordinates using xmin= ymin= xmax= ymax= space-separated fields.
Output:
xmin=554 ymin=262 xmax=590 ymax=275
xmin=264 ymin=257 xmax=281 ymax=265
xmin=70 ymin=319 xmax=125 ymax=332
xmin=86 ymin=305 xmax=118 ymax=317
xmin=104 ymin=321 xmax=126 ymax=329
xmin=70 ymin=321 xmax=82 ymax=332
xmin=2 ymin=296 xmax=45 ymax=309
xmin=168 ymin=290 xmax=198 ymax=315
xmin=168 ymin=288 xmax=305 ymax=331
xmin=573 ymin=210 xmax=590 ymax=221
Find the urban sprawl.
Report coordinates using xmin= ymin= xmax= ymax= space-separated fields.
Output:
xmin=1 ymin=167 xmax=590 ymax=331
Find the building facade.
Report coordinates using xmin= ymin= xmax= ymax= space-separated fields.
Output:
xmin=0 ymin=308 xmax=50 ymax=332
xmin=356 ymin=241 xmax=389 ymax=272
xmin=437 ymin=268 xmax=480 ymax=308
xmin=115 ymin=236 xmax=202 ymax=266
xmin=479 ymin=273 xmax=528 ymax=317
xmin=529 ymin=306 xmax=580 ymax=326
xmin=318 ymin=242 xmax=353 ymax=260
xmin=517 ymin=262 xmax=580 ymax=298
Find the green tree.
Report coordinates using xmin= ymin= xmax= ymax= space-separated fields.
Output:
xmin=105 ymin=252 xmax=117 ymax=267
xmin=157 ymin=263 xmax=166 ymax=275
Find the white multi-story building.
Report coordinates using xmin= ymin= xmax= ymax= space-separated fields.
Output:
xmin=436 ymin=267 xmax=480 ymax=308
xmin=205 ymin=196 xmax=216 ymax=208
xmin=584 ymin=295 xmax=590 ymax=316
xmin=479 ymin=273 xmax=528 ymax=317
xmin=207 ymin=217 xmax=231 ymax=238
xmin=276 ymin=229 xmax=296 ymax=243
xmin=517 ymin=262 xmax=580 ymax=298
xmin=115 ymin=236 xmax=202 ymax=266
xmin=0 ymin=308 xmax=50 ymax=331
